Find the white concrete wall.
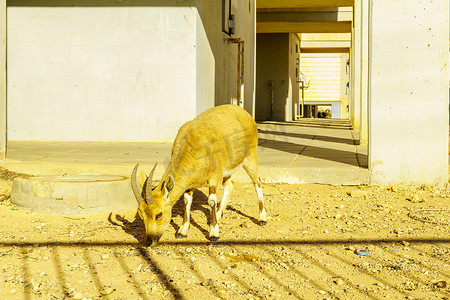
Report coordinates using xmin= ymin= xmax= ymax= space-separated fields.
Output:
xmin=6 ymin=1 xmax=256 ymax=142
xmin=7 ymin=6 xmax=197 ymax=141
xmin=368 ymin=0 xmax=449 ymax=185
xmin=331 ymin=102 xmax=341 ymax=119
xmin=195 ymin=6 xmax=215 ymax=115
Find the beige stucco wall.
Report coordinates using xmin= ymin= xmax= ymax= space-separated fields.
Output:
xmin=6 ymin=1 xmax=255 ymax=142
xmin=300 ymin=53 xmax=342 ymax=103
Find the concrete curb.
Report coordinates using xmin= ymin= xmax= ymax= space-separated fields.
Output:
xmin=11 ymin=175 xmax=138 ymax=216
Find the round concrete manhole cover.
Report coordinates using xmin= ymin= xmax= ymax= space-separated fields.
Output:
xmin=11 ymin=174 xmax=137 ymax=215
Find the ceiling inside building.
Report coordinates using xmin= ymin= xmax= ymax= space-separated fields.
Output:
xmin=256 ymin=0 xmax=354 ymax=34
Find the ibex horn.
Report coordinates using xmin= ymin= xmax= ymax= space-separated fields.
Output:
xmin=145 ymin=163 xmax=157 ymax=204
xmin=131 ymin=164 xmax=144 ymax=205
xmin=131 ymin=163 xmax=158 ymax=205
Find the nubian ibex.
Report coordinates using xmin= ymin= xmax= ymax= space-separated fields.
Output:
xmin=131 ymin=104 xmax=267 ymax=247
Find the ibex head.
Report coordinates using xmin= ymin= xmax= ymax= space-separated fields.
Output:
xmin=131 ymin=163 xmax=174 ymax=247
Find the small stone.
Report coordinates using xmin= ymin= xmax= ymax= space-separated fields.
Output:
xmin=389 ymin=185 xmax=398 ymax=192
xmin=73 ymin=292 xmax=84 ymax=299
xmin=404 ymin=281 xmax=417 ymax=290
xmin=100 ymin=254 xmax=110 ymax=260
xmin=349 ymin=190 xmax=367 ymax=198
xmin=240 ymin=220 xmax=251 ymax=228
xmin=191 ymin=263 xmax=201 ymax=271
xmin=201 ymin=278 xmax=215 ymax=286
xmin=407 ymin=194 xmax=421 ymax=203
xmin=401 ymin=241 xmax=410 ymax=247
xmin=149 ymin=285 xmax=157 ymax=294
xmin=433 ymin=280 xmax=447 ymax=289
xmin=100 ymin=287 xmax=114 ymax=295
xmin=333 ymin=278 xmax=345 ymax=285
xmin=318 ymin=290 xmax=327 ymax=295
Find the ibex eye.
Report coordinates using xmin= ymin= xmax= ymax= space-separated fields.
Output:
xmin=155 ymin=213 xmax=162 ymax=220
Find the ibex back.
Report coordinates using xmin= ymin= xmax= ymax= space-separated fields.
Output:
xmin=131 ymin=104 xmax=267 ymax=247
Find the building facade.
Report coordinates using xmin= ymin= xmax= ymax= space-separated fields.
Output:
xmin=0 ymin=0 xmax=448 ymax=186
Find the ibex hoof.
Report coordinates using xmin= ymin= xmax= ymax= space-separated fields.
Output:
xmin=176 ymin=233 xmax=187 ymax=239
xmin=210 ymin=236 xmax=220 ymax=242
xmin=259 ymin=220 xmax=267 ymax=226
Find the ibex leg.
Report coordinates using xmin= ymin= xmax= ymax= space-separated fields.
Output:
xmin=176 ymin=189 xmax=194 ymax=238
xmin=243 ymin=152 xmax=267 ymax=226
xmin=217 ymin=176 xmax=234 ymax=221
xmin=208 ymin=185 xmax=220 ymax=241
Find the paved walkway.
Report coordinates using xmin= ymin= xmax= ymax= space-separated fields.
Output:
xmin=1 ymin=119 xmax=369 ymax=185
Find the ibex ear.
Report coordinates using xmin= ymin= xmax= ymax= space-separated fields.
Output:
xmin=161 ymin=175 xmax=175 ymax=202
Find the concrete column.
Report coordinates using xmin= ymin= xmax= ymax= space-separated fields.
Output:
xmin=350 ymin=0 xmax=361 ymax=131
xmin=359 ymin=0 xmax=369 ymax=145
xmin=368 ymin=0 xmax=449 ymax=185
xmin=0 ymin=0 xmax=5 ymax=159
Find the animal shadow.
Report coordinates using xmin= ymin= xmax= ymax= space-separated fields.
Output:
xmin=107 ymin=189 xmax=213 ymax=243
xmin=108 ymin=212 xmax=147 ymax=244
xmin=171 ymin=189 xmax=211 ymax=240
xmin=226 ymin=205 xmax=260 ymax=225
xmin=108 ymin=188 xmax=260 ymax=243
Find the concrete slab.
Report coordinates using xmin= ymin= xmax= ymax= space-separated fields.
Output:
xmin=1 ymin=119 xmax=369 ymax=185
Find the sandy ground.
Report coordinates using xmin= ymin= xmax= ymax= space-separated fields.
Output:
xmin=0 ymin=168 xmax=449 ymax=300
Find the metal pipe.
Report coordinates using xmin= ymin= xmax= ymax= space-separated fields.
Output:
xmin=227 ymin=38 xmax=244 ymax=108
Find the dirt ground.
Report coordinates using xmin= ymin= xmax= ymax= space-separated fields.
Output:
xmin=0 ymin=168 xmax=449 ymax=300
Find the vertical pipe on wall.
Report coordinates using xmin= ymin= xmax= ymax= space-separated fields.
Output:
xmin=228 ymin=38 xmax=245 ymax=108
